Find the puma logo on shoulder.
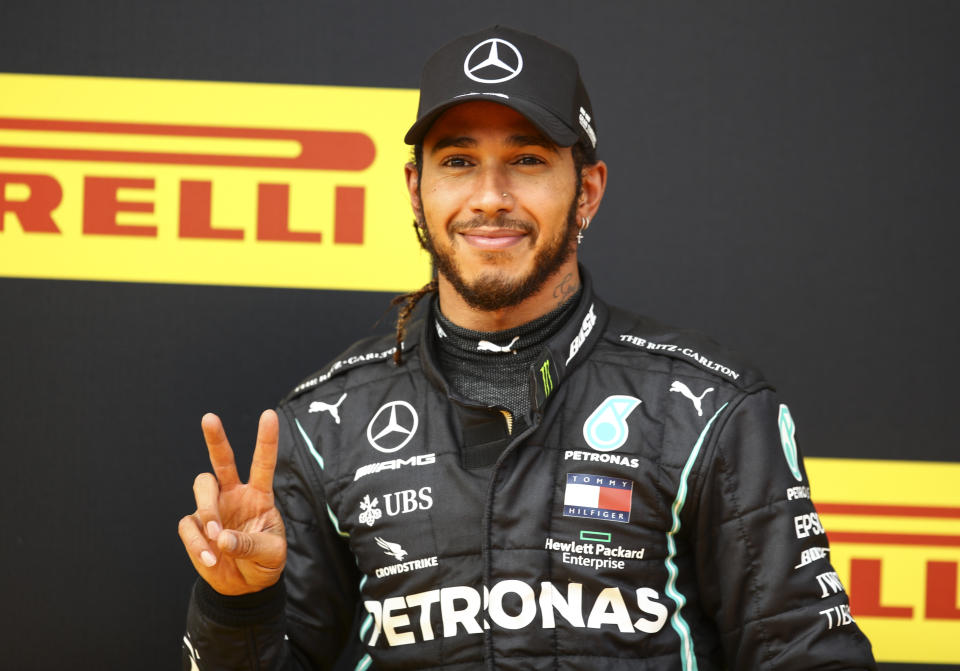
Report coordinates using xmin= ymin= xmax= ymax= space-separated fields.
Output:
xmin=669 ymin=381 xmax=714 ymax=417
xmin=308 ymin=392 xmax=347 ymax=424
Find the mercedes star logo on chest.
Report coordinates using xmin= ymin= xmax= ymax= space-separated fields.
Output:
xmin=367 ymin=400 xmax=419 ymax=453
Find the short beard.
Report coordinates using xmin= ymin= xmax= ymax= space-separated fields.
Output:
xmin=417 ymin=195 xmax=579 ymax=312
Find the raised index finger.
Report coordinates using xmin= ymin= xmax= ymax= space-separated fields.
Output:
xmin=201 ymin=412 xmax=241 ymax=489
xmin=248 ymin=409 xmax=279 ymax=493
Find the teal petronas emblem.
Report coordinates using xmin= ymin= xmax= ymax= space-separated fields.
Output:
xmin=778 ymin=403 xmax=803 ymax=482
xmin=583 ymin=395 xmax=642 ymax=451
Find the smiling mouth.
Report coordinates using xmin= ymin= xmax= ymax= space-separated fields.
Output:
xmin=459 ymin=228 xmax=529 ymax=250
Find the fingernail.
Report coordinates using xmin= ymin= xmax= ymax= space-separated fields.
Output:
xmin=200 ymin=550 xmax=217 ymax=567
xmin=221 ymin=531 xmax=237 ymax=553
xmin=206 ymin=520 xmax=221 ymax=540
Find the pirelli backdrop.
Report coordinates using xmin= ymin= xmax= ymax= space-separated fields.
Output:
xmin=1 ymin=2 xmax=957 ymax=669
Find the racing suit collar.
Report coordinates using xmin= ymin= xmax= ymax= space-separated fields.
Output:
xmin=416 ymin=265 xmax=609 ymax=416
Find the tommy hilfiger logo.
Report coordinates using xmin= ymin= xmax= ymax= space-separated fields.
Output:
xmin=563 ymin=473 xmax=633 ymax=523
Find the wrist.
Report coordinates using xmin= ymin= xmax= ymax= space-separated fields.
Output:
xmin=193 ymin=576 xmax=286 ymax=627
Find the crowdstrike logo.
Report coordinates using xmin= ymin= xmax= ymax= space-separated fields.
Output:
xmin=362 ymin=580 xmax=668 ymax=647
xmin=375 ymin=537 xmax=408 ymax=561
xmin=464 ymin=38 xmax=523 ymax=83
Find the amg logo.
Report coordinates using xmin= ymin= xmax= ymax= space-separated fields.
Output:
xmin=354 ymin=453 xmax=436 ymax=481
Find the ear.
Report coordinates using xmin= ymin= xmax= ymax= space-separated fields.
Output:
xmin=405 ymin=162 xmax=423 ymax=221
xmin=577 ymin=160 xmax=608 ymax=222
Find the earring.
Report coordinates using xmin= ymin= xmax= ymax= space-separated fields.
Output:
xmin=577 ymin=216 xmax=590 ymax=244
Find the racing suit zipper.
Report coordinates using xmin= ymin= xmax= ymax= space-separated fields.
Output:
xmin=479 ymin=407 xmax=544 ymax=670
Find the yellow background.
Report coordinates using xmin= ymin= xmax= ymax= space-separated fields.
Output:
xmin=808 ymin=458 xmax=960 ymax=663
xmin=0 ymin=73 xmax=430 ymax=292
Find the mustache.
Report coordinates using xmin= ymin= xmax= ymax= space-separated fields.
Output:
xmin=448 ymin=215 xmax=535 ymax=235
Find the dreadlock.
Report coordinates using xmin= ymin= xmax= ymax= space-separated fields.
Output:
xmin=391 ymin=215 xmax=437 ymax=365
xmin=391 ymin=138 xmax=598 ymax=365
xmin=391 ymin=279 xmax=437 ymax=365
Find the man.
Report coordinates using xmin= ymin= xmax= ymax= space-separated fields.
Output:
xmin=179 ymin=25 xmax=876 ymax=670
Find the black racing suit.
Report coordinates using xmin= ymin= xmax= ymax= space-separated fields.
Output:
xmin=183 ymin=273 xmax=876 ymax=670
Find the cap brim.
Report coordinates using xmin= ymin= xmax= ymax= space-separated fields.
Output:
xmin=404 ymin=94 xmax=580 ymax=147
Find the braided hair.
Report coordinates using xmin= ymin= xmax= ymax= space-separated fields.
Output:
xmin=391 ymin=213 xmax=437 ymax=365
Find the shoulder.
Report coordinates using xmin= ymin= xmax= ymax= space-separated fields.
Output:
xmin=279 ymin=332 xmax=407 ymax=405
xmin=278 ymin=290 xmax=433 ymax=405
xmin=597 ymin=303 xmax=771 ymax=393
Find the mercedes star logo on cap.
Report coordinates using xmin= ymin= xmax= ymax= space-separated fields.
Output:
xmin=463 ymin=38 xmax=523 ymax=84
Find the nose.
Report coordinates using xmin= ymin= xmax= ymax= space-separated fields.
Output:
xmin=468 ymin=165 xmax=514 ymax=218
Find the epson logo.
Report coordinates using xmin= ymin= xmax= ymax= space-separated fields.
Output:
xmin=354 ymin=453 xmax=436 ymax=481
xmin=794 ymin=512 xmax=825 ymax=539
xmin=362 ymin=580 xmax=668 ymax=648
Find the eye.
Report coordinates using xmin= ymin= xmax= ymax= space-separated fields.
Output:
xmin=440 ymin=155 xmax=474 ymax=168
xmin=514 ymin=155 xmax=546 ymax=166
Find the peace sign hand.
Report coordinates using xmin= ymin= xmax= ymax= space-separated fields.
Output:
xmin=178 ymin=410 xmax=287 ymax=595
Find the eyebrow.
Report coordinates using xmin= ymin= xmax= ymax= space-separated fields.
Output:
xmin=429 ymin=133 xmax=560 ymax=155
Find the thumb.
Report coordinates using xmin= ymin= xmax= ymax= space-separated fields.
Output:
xmin=217 ymin=529 xmax=284 ymax=564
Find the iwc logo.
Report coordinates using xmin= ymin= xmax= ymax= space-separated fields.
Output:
xmin=464 ymin=38 xmax=523 ymax=84
xmin=367 ymin=400 xmax=419 ymax=453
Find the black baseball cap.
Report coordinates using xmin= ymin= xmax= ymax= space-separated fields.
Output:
xmin=404 ymin=25 xmax=597 ymax=150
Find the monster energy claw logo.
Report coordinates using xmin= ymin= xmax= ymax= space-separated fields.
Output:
xmin=778 ymin=404 xmax=803 ymax=482
xmin=540 ymin=360 xmax=554 ymax=398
